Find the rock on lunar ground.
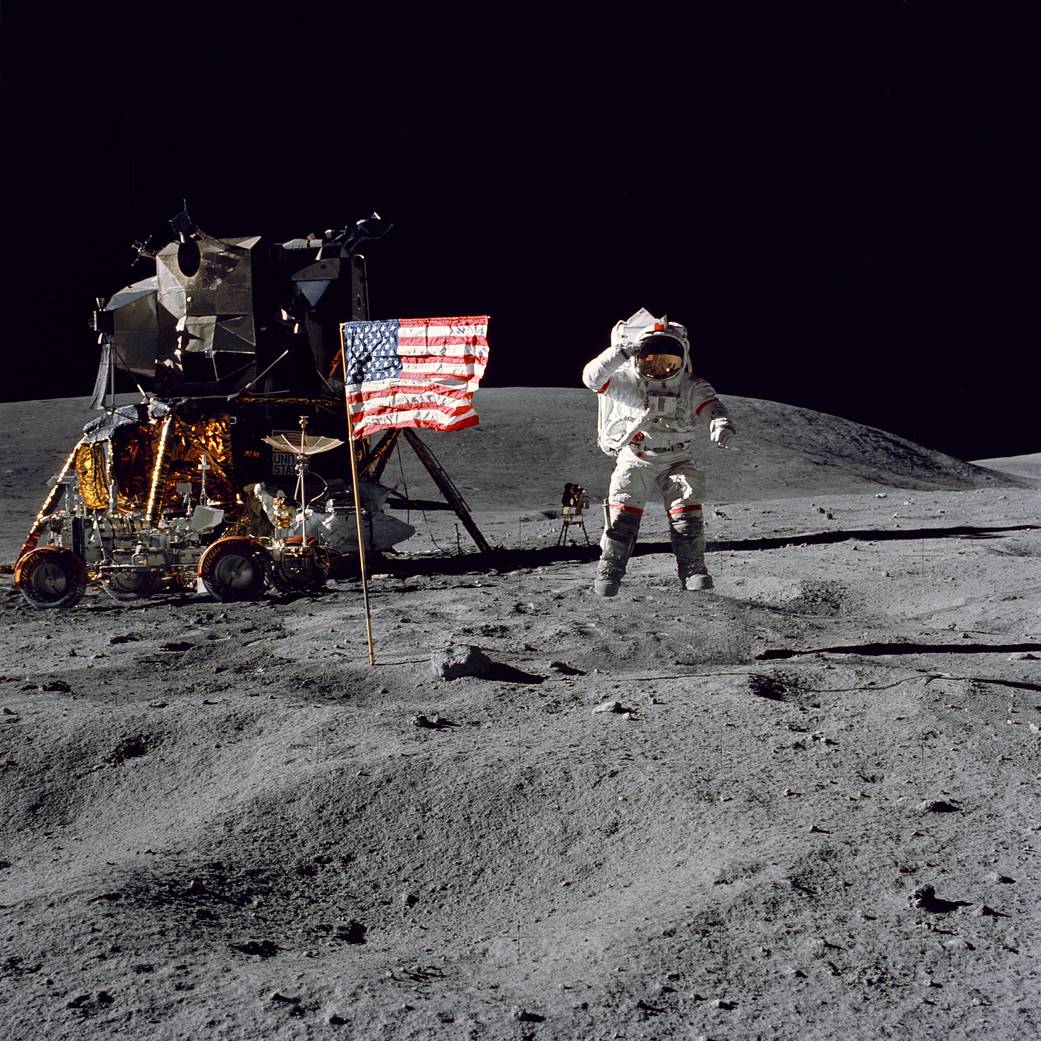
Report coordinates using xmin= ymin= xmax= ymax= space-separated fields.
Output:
xmin=429 ymin=643 xmax=494 ymax=680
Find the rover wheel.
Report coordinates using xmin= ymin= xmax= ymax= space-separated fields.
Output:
xmin=199 ymin=539 xmax=269 ymax=602
xmin=270 ymin=554 xmax=330 ymax=594
xmin=101 ymin=570 xmax=162 ymax=602
xmin=15 ymin=548 xmax=87 ymax=609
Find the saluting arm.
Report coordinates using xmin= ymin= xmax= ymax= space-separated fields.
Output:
xmin=582 ymin=341 xmax=637 ymax=393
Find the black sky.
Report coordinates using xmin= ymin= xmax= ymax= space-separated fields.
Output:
xmin=1 ymin=1 xmax=1037 ymax=459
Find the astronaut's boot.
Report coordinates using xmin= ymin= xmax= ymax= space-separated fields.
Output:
xmin=594 ymin=509 xmax=641 ymax=597
xmin=669 ymin=509 xmax=713 ymax=591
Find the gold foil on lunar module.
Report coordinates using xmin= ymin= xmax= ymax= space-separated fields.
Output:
xmin=73 ymin=415 xmax=235 ymax=514
xmin=157 ymin=415 xmax=235 ymax=510
xmin=73 ymin=442 xmax=110 ymax=510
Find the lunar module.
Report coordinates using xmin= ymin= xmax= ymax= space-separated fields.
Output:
xmin=13 ymin=211 xmax=419 ymax=608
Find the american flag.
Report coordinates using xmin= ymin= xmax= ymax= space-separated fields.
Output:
xmin=340 ymin=316 xmax=490 ymax=439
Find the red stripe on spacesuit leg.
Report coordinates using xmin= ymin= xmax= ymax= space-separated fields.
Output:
xmin=694 ymin=398 xmax=720 ymax=416
xmin=597 ymin=380 xmax=612 ymax=394
xmin=667 ymin=504 xmax=702 ymax=516
xmin=608 ymin=503 xmax=644 ymax=515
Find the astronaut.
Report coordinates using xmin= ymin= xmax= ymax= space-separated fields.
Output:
xmin=582 ymin=308 xmax=735 ymax=596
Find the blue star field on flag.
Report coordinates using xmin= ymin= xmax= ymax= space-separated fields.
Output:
xmin=343 ymin=319 xmax=403 ymax=384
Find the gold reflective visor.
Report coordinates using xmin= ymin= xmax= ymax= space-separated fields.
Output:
xmin=636 ymin=352 xmax=683 ymax=379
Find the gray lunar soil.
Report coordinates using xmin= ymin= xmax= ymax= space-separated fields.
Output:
xmin=1 ymin=388 xmax=1040 ymax=1041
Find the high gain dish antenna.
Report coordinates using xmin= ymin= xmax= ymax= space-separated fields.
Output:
xmin=261 ymin=416 xmax=343 ymax=546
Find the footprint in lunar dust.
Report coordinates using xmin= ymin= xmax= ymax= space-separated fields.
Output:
xmin=734 ymin=578 xmax=860 ymax=617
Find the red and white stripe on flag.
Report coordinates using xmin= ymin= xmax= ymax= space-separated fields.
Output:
xmin=342 ymin=315 xmax=490 ymax=440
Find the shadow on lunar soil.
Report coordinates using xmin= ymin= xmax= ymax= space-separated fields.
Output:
xmin=758 ymin=641 xmax=1041 ymax=662
xmin=375 ymin=522 xmax=1041 ymax=578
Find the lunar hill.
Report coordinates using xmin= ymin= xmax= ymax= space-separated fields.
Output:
xmin=398 ymin=388 xmax=1031 ymax=511
xmin=1 ymin=390 xmax=1040 ymax=1041
xmin=0 ymin=389 xmax=1029 ymax=564
xmin=971 ymin=451 xmax=1041 ymax=482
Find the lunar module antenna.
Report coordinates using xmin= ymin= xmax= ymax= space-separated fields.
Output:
xmin=169 ymin=201 xmax=196 ymax=241
xmin=318 ymin=212 xmax=393 ymax=257
xmin=131 ymin=237 xmax=157 ymax=261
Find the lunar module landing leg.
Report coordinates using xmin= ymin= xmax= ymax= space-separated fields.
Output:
xmin=357 ymin=428 xmax=492 ymax=555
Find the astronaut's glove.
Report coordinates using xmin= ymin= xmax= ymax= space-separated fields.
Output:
xmin=710 ymin=417 xmax=736 ymax=448
xmin=617 ymin=339 xmax=640 ymax=360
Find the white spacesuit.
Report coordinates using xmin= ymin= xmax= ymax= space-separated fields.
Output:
xmin=582 ymin=308 xmax=735 ymax=596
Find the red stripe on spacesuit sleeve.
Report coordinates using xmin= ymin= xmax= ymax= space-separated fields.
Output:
xmin=667 ymin=504 xmax=703 ymax=516
xmin=597 ymin=379 xmax=612 ymax=394
xmin=608 ymin=502 xmax=644 ymax=514
xmin=694 ymin=397 xmax=720 ymax=416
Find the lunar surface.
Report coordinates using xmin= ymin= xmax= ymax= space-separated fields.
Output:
xmin=1 ymin=389 xmax=1040 ymax=1041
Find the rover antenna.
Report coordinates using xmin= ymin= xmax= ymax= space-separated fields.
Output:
xmin=261 ymin=420 xmax=343 ymax=550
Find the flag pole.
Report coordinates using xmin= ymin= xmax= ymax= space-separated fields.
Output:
xmin=339 ymin=323 xmax=376 ymax=667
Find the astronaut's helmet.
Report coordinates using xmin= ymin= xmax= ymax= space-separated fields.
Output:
xmin=635 ymin=329 xmax=685 ymax=381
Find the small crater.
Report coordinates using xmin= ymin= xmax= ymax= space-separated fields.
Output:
xmin=230 ymin=939 xmax=279 ymax=958
xmin=333 ymin=920 xmax=367 ymax=944
xmin=748 ymin=673 xmax=786 ymax=700
xmin=105 ymin=734 xmax=152 ymax=765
